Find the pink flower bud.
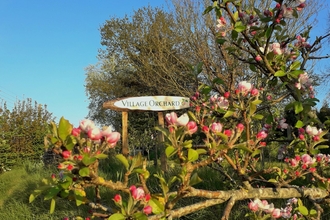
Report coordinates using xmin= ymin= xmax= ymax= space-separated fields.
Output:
xmin=236 ymin=123 xmax=244 ymax=132
xmin=71 ymin=127 xmax=81 ymax=137
xmin=256 ymin=130 xmax=267 ymax=139
xmin=250 ymin=88 xmax=259 ymax=96
xmin=143 ymin=205 xmax=152 ymax=215
xmin=67 ymin=164 xmax=74 ymax=171
xmin=202 ymin=126 xmax=209 ymax=133
xmin=113 ymin=194 xmax=122 ymax=203
xmin=255 ymin=55 xmax=262 ymax=62
xmin=224 ymin=92 xmax=230 ymax=98
xmin=62 ymin=151 xmax=71 ymax=159
xmin=224 ymin=129 xmax=232 ymax=137
xmin=187 ymin=121 xmax=198 ymax=134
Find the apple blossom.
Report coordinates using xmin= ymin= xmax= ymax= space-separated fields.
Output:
xmin=224 ymin=129 xmax=232 ymax=137
xmin=217 ymin=96 xmax=229 ymax=110
xmin=105 ymin=132 xmax=121 ymax=146
xmin=238 ymin=81 xmax=252 ymax=95
xmin=211 ymin=122 xmax=223 ymax=133
xmin=130 ymin=185 xmax=145 ymax=200
xmin=256 ymin=130 xmax=268 ymax=139
xmin=176 ymin=113 xmax=189 ymax=126
xmin=250 ymin=88 xmax=259 ymax=96
xmin=224 ymin=91 xmax=230 ymax=98
xmin=271 ymin=208 xmax=282 ymax=218
xmin=255 ymin=55 xmax=262 ymax=62
xmin=248 ymin=200 xmax=259 ymax=212
xmin=236 ymin=123 xmax=244 ymax=132
xmin=87 ymin=127 xmax=103 ymax=140
xmin=79 ymin=119 xmax=95 ymax=132
xmin=165 ymin=112 xmax=178 ymax=125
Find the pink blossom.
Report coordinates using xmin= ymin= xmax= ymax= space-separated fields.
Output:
xmin=272 ymin=208 xmax=282 ymax=218
xmin=250 ymin=88 xmax=259 ymax=96
xmin=278 ymin=118 xmax=288 ymax=130
xmin=256 ymin=130 xmax=268 ymax=139
xmin=87 ymin=127 xmax=102 ymax=140
xmin=217 ymin=96 xmax=229 ymax=110
xmin=211 ymin=122 xmax=223 ymax=133
xmin=301 ymin=154 xmax=315 ymax=166
xmin=224 ymin=92 xmax=230 ymax=98
xmin=130 ymin=185 xmax=145 ymax=200
xmin=248 ymin=200 xmax=259 ymax=212
xmin=202 ymin=126 xmax=209 ymax=133
xmin=238 ymin=81 xmax=252 ymax=96
xmin=290 ymin=158 xmax=299 ymax=167
xmin=102 ymin=126 xmax=113 ymax=137
xmin=143 ymin=205 xmax=152 ymax=215
xmin=281 ymin=5 xmax=293 ymax=18
xmin=271 ymin=43 xmax=283 ymax=55
xmin=216 ymin=17 xmax=227 ymax=30
xmin=71 ymin=127 xmax=81 ymax=137
xmin=165 ymin=112 xmax=178 ymax=125
xmin=187 ymin=121 xmax=198 ymax=134
xmin=79 ymin=119 xmax=95 ymax=132
xmin=105 ymin=132 xmax=121 ymax=146
xmin=67 ymin=164 xmax=74 ymax=171
xmin=306 ymin=125 xmax=321 ymax=136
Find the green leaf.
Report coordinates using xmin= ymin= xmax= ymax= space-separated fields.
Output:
xmin=149 ymin=198 xmax=164 ymax=214
xmin=203 ymin=6 xmax=213 ymax=15
xmin=290 ymin=70 xmax=304 ymax=77
xmin=189 ymin=173 xmax=202 ymax=186
xmin=253 ymin=114 xmax=264 ymax=120
xmin=268 ymin=179 xmax=278 ymax=183
xmin=316 ymin=145 xmax=329 ymax=150
xmin=196 ymin=148 xmax=207 ymax=155
xmin=132 ymin=212 xmax=148 ymax=220
xmin=251 ymin=100 xmax=262 ymax=105
xmin=201 ymin=86 xmax=212 ymax=94
xmin=298 ymin=205 xmax=309 ymax=216
xmin=183 ymin=140 xmax=193 ymax=149
xmin=165 ymin=146 xmax=177 ymax=158
xmin=44 ymin=186 xmax=61 ymax=200
xmin=274 ymin=70 xmax=286 ymax=77
xmin=82 ymin=155 xmax=97 ymax=166
xmin=108 ymin=213 xmax=126 ymax=220
xmin=216 ymin=38 xmax=226 ymax=45
xmin=310 ymin=209 xmax=318 ymax=216
xmin=74 ymin=189 xmax=86 ymax=206
xmin=58 ymin=117 xmax=73 ymax=142
xmin=50 ymin=198 xmax=56 ymax=214
xmin=223 ymin=110 xmax=234 ymax=118
xmin=64 ymin=135 xmax=76 ymax=151
xmin=251 ymin=149 xmax=261 ymax=157
xmin=290 ymin=61 xmax=301 ymax=70
xmin=188 ymin=149 xmax=199 ymax=162
xmin=295 ymin=120 xmax=304 ymax=128
xmin=60 ymin=176 xmax=72 ymax=189
xmin=95 ymin=153 xmax=108 ymax=160
xmin=132 ymin=168 xmax=150 ymax=179
xmin=265 ymin=26 xmax=272 ymax=38
xmin=294 ymin=101 xmax=303 ymax=114
xmin=213 ymin=78 xmax=224 ymax=85
xmin=116 ymin=154 xmax=129 ymax=170
xmin=79 ymin=167 xmax=90 ymax=177
xmin=234 ymin=144 xmax=253 ymax=153
xmin=250 ymin=64 xmax=257 ymax=72
xmin=154 ymin=126 xmax=169 ymax=137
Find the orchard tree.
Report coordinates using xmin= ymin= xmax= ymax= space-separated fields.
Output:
xmin=85 ymin=0 xmax=323 ymax=128
xmin=31 ymin=0 xmax=330 ymax=219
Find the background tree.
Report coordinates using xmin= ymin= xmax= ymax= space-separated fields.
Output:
xmin=0 ymin=98 xmax=54 ymax=169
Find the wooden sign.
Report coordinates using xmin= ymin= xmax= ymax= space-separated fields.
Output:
xmin=103 ymin=96 xmax=190 ymax=111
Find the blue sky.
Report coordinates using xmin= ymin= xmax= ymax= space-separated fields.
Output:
xmin=0 ymin=0 xmax=165 ymax=126
xmin=0 ymin=0 xmax=329 ymax=127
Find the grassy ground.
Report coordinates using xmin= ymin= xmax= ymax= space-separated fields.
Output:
xmin=0 ymin=161 xmax=90 ymax=220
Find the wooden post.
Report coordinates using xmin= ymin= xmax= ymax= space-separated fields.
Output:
xmin=122 ymin=111 xmax=129 ymax=156
xmin=158 ymin=112 xmax=167 ymax=171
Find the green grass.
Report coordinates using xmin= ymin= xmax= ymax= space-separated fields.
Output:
xmin=0 ymin=161 xmax=90 ymax=220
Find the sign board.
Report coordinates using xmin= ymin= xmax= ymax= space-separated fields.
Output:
xmin=103 ymin=96 xmax=190 ymax=111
